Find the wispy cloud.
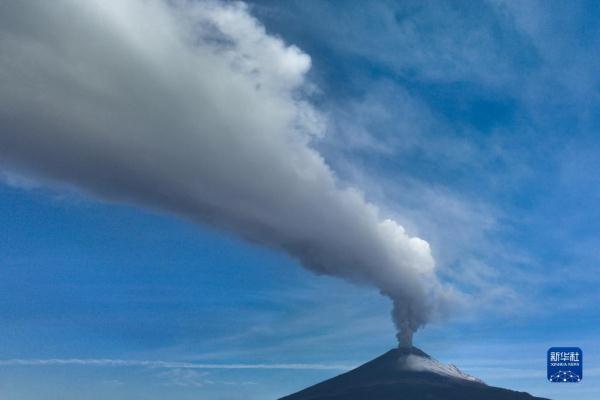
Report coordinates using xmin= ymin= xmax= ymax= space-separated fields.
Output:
xmin=0 ymin=358 xmax=355 ymax=371
xmin=157 ymin=368 xmax=259 ymax=388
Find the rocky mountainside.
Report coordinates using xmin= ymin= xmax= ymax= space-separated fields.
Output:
xmin=279 ymin=346 xmax=550 ymax=400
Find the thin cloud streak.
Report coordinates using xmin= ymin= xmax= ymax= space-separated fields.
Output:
xmin=0 ymin=358 xmax=355 ymax=371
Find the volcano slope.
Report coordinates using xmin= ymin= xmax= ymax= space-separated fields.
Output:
xmin=279 ymin=347 xmax=550 ymax=400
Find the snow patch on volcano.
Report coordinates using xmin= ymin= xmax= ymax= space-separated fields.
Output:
xmin=403 ymin=354 xmax=484 ymax=383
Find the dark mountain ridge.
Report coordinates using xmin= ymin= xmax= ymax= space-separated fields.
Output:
xmin=280 ymin=346 xmax=550 ymax=400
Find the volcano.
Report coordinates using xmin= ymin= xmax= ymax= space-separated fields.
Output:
xmin=279 ymin=346 xmax=550 ymax=400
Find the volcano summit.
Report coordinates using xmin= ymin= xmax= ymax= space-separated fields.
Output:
xmin=280 ymin=346 xmax=550 ymax=400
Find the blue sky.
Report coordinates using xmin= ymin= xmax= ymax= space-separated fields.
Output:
xmin=1 ymin=1 xmax=600 ymax=399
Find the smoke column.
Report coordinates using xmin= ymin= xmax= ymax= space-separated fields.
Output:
xmin=0 ymin=0 xmax=450 ymax=344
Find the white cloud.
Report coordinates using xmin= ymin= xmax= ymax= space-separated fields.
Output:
xmin=0 ymin=0 xmax=455 ymax=341
xmin=0 ymin=358 xmax=354 ymax=371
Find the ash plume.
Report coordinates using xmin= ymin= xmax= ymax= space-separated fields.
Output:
xmin=0 ymin=0 xmax=452 ymax=343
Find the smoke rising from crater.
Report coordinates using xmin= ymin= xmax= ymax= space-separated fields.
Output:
xmin=0 ymin=0 xmax=451 ymax=342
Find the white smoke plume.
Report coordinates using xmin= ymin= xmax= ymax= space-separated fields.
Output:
xmin=0 ymin=0 xmax=452 ymax=344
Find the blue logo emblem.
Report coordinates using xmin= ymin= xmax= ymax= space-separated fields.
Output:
xmin=547 ymin=347 xmax=582 ymax=382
